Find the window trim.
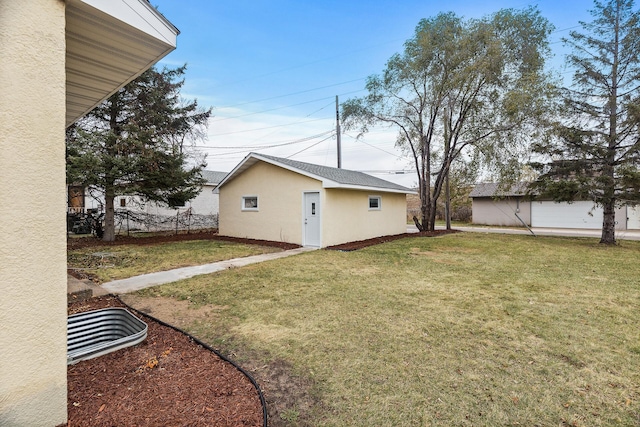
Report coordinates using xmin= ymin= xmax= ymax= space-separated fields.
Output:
xmin=368 ymin=195 xmax=382 ymax=211
xmin=242 ymin=195 xmax=259 ymax=211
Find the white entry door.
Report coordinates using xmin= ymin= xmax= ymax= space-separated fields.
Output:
xmin=304 ymin=192 xmax=321 ymax=247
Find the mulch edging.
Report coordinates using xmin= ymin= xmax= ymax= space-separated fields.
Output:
xmin=66 ymin=296 xmax=264 ymax=427
xmin=68 ymin=230 xmax=300 ymax=251
xmin=325 ymin=229 xmax=459 ymax=251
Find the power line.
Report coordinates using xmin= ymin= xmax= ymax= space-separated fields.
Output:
xmin=343 ymin=131 xmax=410 ymax=160
xmin=286 ymin=134 xmax=335 ymax=158
xmin=212 ymin=97 xmax=342 ymax=122
xmin=207 ymin=116 xmax=332 ymax=137
xmin=216 ymin=78 xmax=366 ymax=110
xmin=551 ymin=24 xmax=581 ymax=34
xmin=207 ymin=24 xmax=583 ymax=132
xmin=360 ymin=169 xmax=415 ymax=174
xmin=206 ymin=38 xmax=404 ymax=91
xmin=197 ymin=130 xmax=334 ymax=149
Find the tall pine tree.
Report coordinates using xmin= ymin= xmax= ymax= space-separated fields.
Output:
xmin=67 ymin=65 xmax=212 ymax=241
xmin=531 ymin=0 xmax=640 ymax=244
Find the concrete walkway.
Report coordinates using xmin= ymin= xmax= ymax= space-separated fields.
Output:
xmin=100 ymin=246 xmax=317 ymax=294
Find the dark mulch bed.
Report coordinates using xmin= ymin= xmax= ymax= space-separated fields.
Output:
xmin=325 ymin=229 xmax=458 ymax=251
xmin=67 ymin=230 xmax=300 ymax=251
xmin=66 ymin=296 xmax=264 ymax=427
xmin=68 ymin=229 xmax=457 ymax=252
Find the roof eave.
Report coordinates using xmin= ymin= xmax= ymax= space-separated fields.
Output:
xmin=323 ymin=182 xmax=417 ymax=194
xmin=65 ymin=0 xmax=179 ymax=127
xmin=214 ymin=152 xmax=416 ymax=194
xmin=215 ymin=153 xmax=326 ymax=190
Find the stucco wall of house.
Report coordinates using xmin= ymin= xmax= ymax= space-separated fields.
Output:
xmin=0 ymin=1 xmax=68 ymax=425
xmin=219 ymin=162 xmax=322 ymax=245
xmin=322 ymin=189 xmax=408 ymax=247
xmin=472 ymin=198 xmax=531 ymax=227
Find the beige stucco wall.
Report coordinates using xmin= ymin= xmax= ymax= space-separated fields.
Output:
xmin=0 ymin=1 xmax=68 ymax=425
xmin=322 ymin=189 xmax=408 ymax=247
xmin=472 ymin=198 xmax=531 ymax=227
xmin=219 ymin=162 xmax=322 ymax=245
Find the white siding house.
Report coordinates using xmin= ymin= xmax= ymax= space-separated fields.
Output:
xmin=68 ymin=170 xmax=228 ymax=232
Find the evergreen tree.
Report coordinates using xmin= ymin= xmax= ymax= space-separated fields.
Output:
xmin=67 ymin=65 xmax=212 ymax=241
xmin=531 ymin=0 xmax=640 ymax=244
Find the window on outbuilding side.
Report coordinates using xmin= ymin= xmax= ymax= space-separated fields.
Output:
xmin=242 ymin=196 xmax=258 ymax=211
xmin=369 ymin=195 xmax=381 ymax=210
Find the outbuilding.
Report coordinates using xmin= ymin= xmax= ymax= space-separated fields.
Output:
xmin=216 ymin=153 xmax=415 ymax=247
xmin=470 ymin=182 xmax=639 ymax=230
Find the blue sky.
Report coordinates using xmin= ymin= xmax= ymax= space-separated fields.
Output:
xmin=153 ymin=0 xmax=594 ymax=186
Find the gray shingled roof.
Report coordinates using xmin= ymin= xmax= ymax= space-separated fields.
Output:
xmin=254 ymin=153 xmax=413 ymax=193
xmin=201 ymin=170 xmax=228 ymax=185
xmin=469 ymin=182 xmax=531 ymax=198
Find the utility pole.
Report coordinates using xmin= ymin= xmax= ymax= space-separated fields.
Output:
xmin=336 ymin=95 xmax=342 ymax=168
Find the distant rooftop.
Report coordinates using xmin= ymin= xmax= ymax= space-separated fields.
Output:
xmin=201 ymin=170 xmax=227 ymax=185
xmin=469 ymin=182 xmax=531 ymax=198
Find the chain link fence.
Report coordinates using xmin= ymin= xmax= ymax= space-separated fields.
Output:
xmin=68 ymin=208 xmax=218 ymax=236
xmin=114 ymin=208 xmax=218 ymax=234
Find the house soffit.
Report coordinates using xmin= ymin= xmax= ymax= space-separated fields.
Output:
xmin=65 ymin=0 xmax=178 ymax=127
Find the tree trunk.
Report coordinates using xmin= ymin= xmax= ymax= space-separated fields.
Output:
xmin=103 ymin=188 xmax=116 ymax=242
xmin=428 ymin=195 xmax=437 ymax=231
xmin=600 ymin=5 xmax=619 ymax=247
xmin=445 ymin=172 xmax=451 ymax=230
xmin=414 ymin=164 xmax=430 ymax=232
xmin=443 ymin=109 xmax=451 ymax=231
xmin=600 ymin=199 xmax=616 ymax=244
xmin=414 ymin=181 xmax=429 ymax=231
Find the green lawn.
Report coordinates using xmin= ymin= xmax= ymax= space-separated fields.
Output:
xmin=135 ymin=233 xmax=640 ymax=426
xmin=67 ymin=240 xmax=282 ymax=283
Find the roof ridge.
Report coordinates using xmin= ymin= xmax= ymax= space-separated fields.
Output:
xmin=251 ymin=153 xmax=413 ymax=192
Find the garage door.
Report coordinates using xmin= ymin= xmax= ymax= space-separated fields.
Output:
xmin=531 ymin=201 xmax=603 ymax=229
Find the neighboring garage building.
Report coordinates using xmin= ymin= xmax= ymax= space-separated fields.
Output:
xmin=470 ymin=182 xmax=639 ymax=230
xmin=216 ymin=153 xmax=415 ymax=247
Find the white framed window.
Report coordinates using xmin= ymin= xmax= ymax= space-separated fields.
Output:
xmin=242 ymin=195 xmax=259 ymax=211
xmin=369 ymin=195 xmax=381 ymax=210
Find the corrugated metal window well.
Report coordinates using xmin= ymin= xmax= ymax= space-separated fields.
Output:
xmin=67 ymin=308 xmax=148 ymax=365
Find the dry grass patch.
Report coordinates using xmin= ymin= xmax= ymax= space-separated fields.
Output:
xmin=132 ymin=233 xmax=640 ymax=426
